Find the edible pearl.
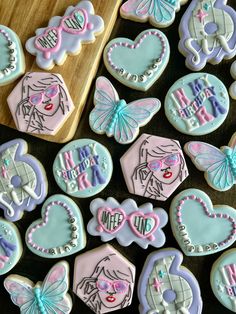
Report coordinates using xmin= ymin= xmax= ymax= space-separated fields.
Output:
xmin=145 ymin=69 xmax=153 ymax=77
xmin=130 ymin=74 xmax=138 ymax=82
xmin=187 ymin=245 xmax=195 ymax=252
xmin=138 ymin=74 xmax=147 ymax=82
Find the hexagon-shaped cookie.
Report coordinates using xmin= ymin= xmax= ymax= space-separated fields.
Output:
xmin=7 ymin=72 xmax=74 ymax=136
xmin=120 ymin=133 xmax=189 ymax=201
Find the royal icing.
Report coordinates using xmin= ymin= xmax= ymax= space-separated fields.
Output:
xmin=0 ymin=139 xmax=48 ymax=221
xmin=211 ymin=249 xmax=236 ymax=312
xmin=4 ymin=261 xmax=72 ymax=314
xmin=88 ymin=197 xmax=168 ymax=249
xmin=53 ymin=138 xmax=113 ymax=198
xmin=73 ymin=244 xmax=135 ymax=314
xmin=184 ymin=133 xmax=236 ymax=191
xmin=0 ymin=25 xmax=25 ymax=86
xmin=164 ymin=73 xmax=229 ymax=135
xmin=120 ymin=0 xmax=188 ymax=28
xmin=103 ymin=29 xmax=170 ymax=91
xmin=7 ymin=72 xmax=75 ymax=136
xmin=229 ymin=60 xmax=236 ymax=99
xmin=170 ymin=189 xmax=236 ymax=256
xmin=25 ymin=1 xmax=104 ymax=70
xmin=120 ymin=133 xmax=189 ymax=201
xmin=25 ymin=194 xmax=86 ymax=258
xmin=138 ymin=248 xmax=203 ymax=314
xmin=89 ymin=76 xmax=161 ymax=144
xmin=0 ymin=218 xmax=22 ymax=275
xmin=178 ymin=0 xmax=236 ymax=71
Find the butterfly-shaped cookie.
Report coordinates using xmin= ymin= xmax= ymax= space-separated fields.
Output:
xmin=89 ymin=76 xmax=161 ymax=144
xmin=184 ymin=133 xmax=236 ymax=191
xmin=4 ymin=261 xmax=72 ymax=314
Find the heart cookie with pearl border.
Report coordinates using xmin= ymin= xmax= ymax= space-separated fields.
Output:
xmin=103 ymin=29 xmax=170 ymax=91
xmin=25 ymin=194 xmax=86 ymax=258
xmin=170 ymin=189 xmax=236 ymax=256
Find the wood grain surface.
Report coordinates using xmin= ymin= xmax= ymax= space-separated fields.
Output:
xmin=0 ymin=0 xmax=122 ymax=143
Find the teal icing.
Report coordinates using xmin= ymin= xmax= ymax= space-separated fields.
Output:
xmin=106 ymin=99 xmax=126 ymax=135
xmin=34 ymin=287 xmax=46 ymax=314
xmin=223 ymin=147 xmax=236 ymax=178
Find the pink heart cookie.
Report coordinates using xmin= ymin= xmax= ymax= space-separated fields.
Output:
xmin=97 ymin=207 xmax=126 ymax=233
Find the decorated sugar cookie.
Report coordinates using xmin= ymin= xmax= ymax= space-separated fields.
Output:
xmin=53 ymin=139 xmax=113 ymax=198
xmin=164 ymin=73 xmax=229 ymax=135
xmin=103 ymin=29 xmax=170 ymax=91
xmin=184 ymin=133 xmax=236 ymax=191
xmin=7 ymin=72 xmax=75 ymax=136
xmin=89 ymin=76 xmax=161 ymax=144
xmin=0 ymin=139 xmax=48 ymax=221
xmin=4 ymin=261 xmax=72 ymax=314
xmin=0 ymin=218 xmax=22 ymax=275
xmin=120 ymin=134 xmax=189 ymax=201
xmin=211 ymin=249 xmax=236 ymax=312
xmin=170 ymin=189 xmax=236 ymax=256
xmin=179 ymin=0 xmax=236 ymax=71
xmin=229 ymin=60 xmax=236 ymax=99
xmin=25 ymin=194 xmax=86 ymax=258
xmin=0 ymin=25 xmax=25 ymax=86
xmin=73 ymin=244 xmax=135 ymax=313
xmin=25 ymin=1 xmax=104 ymax=70
xmin=88 ymin=197 xmax=168 ymax=249
xmin=138 ymin=248 xmax=203 ymax=314
xmin=120 ymin=0 xmax=188 ymax=28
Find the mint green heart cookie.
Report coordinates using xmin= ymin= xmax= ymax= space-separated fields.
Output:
xmin=25 ymin=194 xmax=86 ymax=258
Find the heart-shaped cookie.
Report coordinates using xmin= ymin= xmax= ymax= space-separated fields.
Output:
xmin=97 ymin=207 xmax=126 ymax=233
xmin=34 ymin=27 xmax=62 ymax=59
xmin=170 ymin=189 xmax=236 ymax=256
xmin=61 ymin=9 xmax=87 ymax=34
xmin=129 ymin=212 xmax=159 ymax=241
xmin=25 ymin=194 xmax=86 ymax=258
xmin=103 ymin=29 xmax=170 ymax=91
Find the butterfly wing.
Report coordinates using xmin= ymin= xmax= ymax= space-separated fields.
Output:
xmin=89 ymin=76 xmax=118 ymax=135
xmin=185 ymin=141 xmax=234 ymax=191
xmin=4 ymin=275 xmax=37 ymax=314
xmin=114 ymin=98 xmax=161 ymax=144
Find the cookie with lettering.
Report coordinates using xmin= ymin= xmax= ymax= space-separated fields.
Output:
xmin=138 ymin=248 xmax=203 ymax=314
xmin=164 ymin=73 xmax=229 ymax=135
xmin=25 ymin=1 xmax=104 ymax=70
xmin=88 ymin=197 xmax=168 ymax=249
xmin=179 ymin=0 xmax=236 ymax=71
xmin=0 ymin=25 xmax=25 ymax=86
xmin=7 ymin=72 xmax=75 ymax=136
xmin=0 ymin=218 xmax=22 ymax=275
xmin=25 ymin=194 xmax=86 ymax=258
xmin=120 ymin=0 xmax=188 ymax=28
xmin=211 ymin=249 xmax=236 ymax=312
xmin=120 ymin=133 xmax=189 ymax=201
xmin=53 ymin=139 xmax=113 ymax=198
xmin=4 ymin=261 xmax=72 ymax=314
xmin=73 ymin=244 xmax=135 ymax=313
xmin=229 ymin=60 xmax=236 ymax=99
xmin=170 ymin=189 xmax=236 ymax=256
xmin=103 ymin=29 xmax=170 ymax=91
xmin=89 ymin=76 xmax=161 ymax=144
xmin=184 ymin=133 xmax=236 ymax=191
xmin=0 ymin=139 xmax=48 ymax=221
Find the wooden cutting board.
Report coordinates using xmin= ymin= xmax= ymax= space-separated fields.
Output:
xmin=0 ymin=0 xmax=122 ymax=143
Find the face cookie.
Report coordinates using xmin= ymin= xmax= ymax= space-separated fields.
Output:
xmin=73 ymin=244 xmax=135 ymax=314
xmin=25 ymin=194 xmax=86 ymax=258
xmin=211 ymin=249 xmax=236 ymax=312
xmin=178 ymin=0 xmax=236 ymax=71
xmin=120 ymin=0 xmax=188 ymax=28
xmin=184 ymin=133 xmax=236 ymax=191
xmin=4 ymin=261 xmax=72 ymax=314
xmin=7 ymin=72 xmax=75 ymax=136
xmin=25 ymin=1 xmax=104 ymax=70
xmin=170 ymin=189 xmax=236 ymax=256
xmin=0 ymin=139 xmax=48 ymax=221
xmin=88 ymin=197 xmax=168 ymax=249
xmin=0 ymin=218 xmax=22 ymax=275
xmin=164 ymin=73 xmax=229 ymax=135
xmin=103 ymin=29 xmax=170 ymax=91
xmin=53 ymin=138 xmax=113 ymax=198
xmin=138 ymin=248 xmax=203 ymax=314
xmin=0 ymin=25 xmax=25 ymax=86
xmin=89 ymin=76 xmax=161 ymax=144
xmin=229 ymin=60 xmax=236 ymax=99
xmin=120 ymin=133 xmax=189 ymax=201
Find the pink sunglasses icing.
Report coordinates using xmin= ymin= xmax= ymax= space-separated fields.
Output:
xmin=96 ymin=278 xmax=129 ymax=293
xmin=147 ymin=153 xmax=181 ymax=172
xmin=29 ymin=85 xmax=59 ymax=106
